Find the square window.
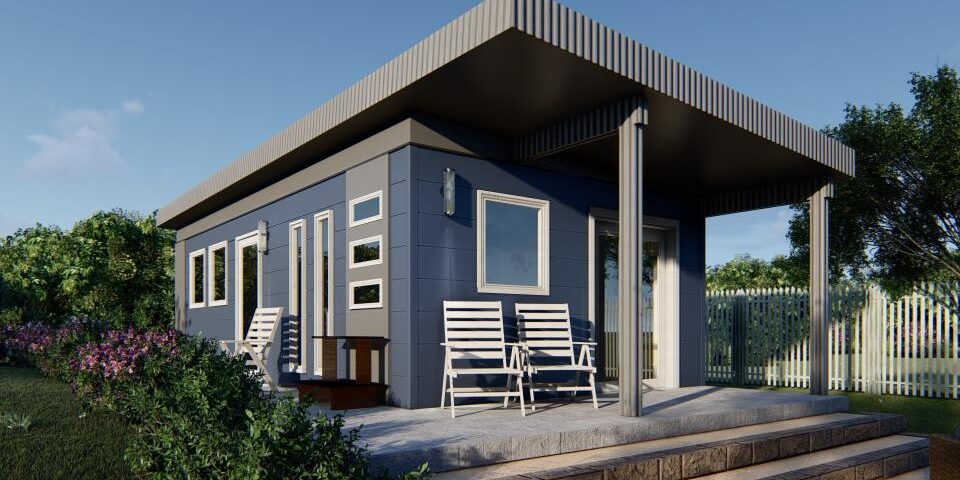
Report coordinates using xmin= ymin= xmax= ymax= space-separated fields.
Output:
xmin=349 ymin=190 xmax=382 ymax=227
xmin=348 ymin=279 xmax=382 ymax=310
xmin=348 ymin=235 xmax=383 ymax=268
xmin=476 ymin=190 xmax=550 ymax=295
xmin=208 ymin=242 xmax=228 ymax=306
xmin=189 ymin=249 xmax=206 ymax=308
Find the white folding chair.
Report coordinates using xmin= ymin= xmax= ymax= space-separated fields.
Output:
xmin=516 ymin=303 xmax=597 ymax=410
xmin=220 ymin=306 xmax=283 ymax=391
xmin=440 ymin=301 xmax=525 ymax=418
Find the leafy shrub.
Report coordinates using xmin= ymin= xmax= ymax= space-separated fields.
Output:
xmin=1 ymin=323 xmax=425 ymax=479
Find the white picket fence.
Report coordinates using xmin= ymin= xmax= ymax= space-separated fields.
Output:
xmin=706 ymin=282 xmax=960 ymax=399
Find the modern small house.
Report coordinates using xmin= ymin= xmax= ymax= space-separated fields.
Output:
xmin=158 ymin=0 xmax=854 ymax=416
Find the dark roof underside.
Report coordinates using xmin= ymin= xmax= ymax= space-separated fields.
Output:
xmin=158 ymin=0 xmax=853 ymax=229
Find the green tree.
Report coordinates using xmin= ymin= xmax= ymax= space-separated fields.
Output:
xmin=0 ymin=225 xmax=75 ymax=324
xmin=786 ymin=66 xmax=960 ymax=295
xmin=706 ymin=254 xmax=804 ymax=290
xmin=0 ymin=210 xmax=174 ymax=328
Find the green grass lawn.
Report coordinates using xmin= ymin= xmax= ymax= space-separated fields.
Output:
xmin=0 ymin=366 xmax=134 ymax=480
xmin=718 ymin=383 xmax=960 ymax=435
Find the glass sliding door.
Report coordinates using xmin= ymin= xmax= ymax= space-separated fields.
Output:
xmin=594 ymin=219 xmax=669 ymax=387
xmin=641 ymin=236 xmax=661 ymax=382
xmin=596 ymin=220 xmax=620 ymax=381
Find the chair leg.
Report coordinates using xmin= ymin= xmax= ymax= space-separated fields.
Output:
xmin=572 ymin=370 xmax=582 ymax=400
xmin=588 ymin=372 xmax=598 ymax=410
xmin=503 ymin=374 xmax=513 ymax=408
xmin=528 ymin=377 xmax=537 ymax=412
xmin=440 ymin=370 xmax=448 ymax=409
xmin=447 ymin=375 xmax=458 ymax=418
xmin=516 ymin=374 xmax=526 ymax=417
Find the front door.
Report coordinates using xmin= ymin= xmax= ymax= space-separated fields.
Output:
xmin=235 ymin=233 xmax=261 ymax=340
xmin=594 ymin=218 xmax=673 ymax=389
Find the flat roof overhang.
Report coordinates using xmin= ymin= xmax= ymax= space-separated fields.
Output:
xmin=158 ymin=0 xmax=853 ymax=230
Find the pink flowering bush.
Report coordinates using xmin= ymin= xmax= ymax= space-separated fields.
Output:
xmin=67 ymin=327 xmax=182 ymax=402
xmin=0 ymin=322 xmax=428 ymax=479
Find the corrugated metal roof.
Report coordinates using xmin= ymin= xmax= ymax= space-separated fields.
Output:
xmin=158 ymin=0 xmax=854 ymax=227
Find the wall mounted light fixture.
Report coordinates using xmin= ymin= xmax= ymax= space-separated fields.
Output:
xmin=443 ymin=168 xmax=456 ymax=216
xmin=258 ymin=220 xmax=268 ymax=253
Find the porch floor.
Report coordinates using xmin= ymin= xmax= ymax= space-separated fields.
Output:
xmin=309 ymin=386 xmax=849 ymax=474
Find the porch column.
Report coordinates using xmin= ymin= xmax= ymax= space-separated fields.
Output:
xmin=618 ymin=96 xmax=647 ymax=417
xmin=808 ymin=179 xmax=834 ymax=396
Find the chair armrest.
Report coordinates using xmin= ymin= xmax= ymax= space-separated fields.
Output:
xmin=572 ymin=341 xmax=597 ymax=346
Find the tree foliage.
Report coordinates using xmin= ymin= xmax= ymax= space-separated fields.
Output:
xmin=706 ymin=254 xmax=805 ymax=290
xmin=786 ymin=66 xmax=960 ymax=295
xmin=0 ymin=210 xmax=174 ymax=328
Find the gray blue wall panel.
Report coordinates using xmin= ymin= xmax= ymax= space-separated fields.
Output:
xmin=408 ymin=145 xmax=705 ymax=407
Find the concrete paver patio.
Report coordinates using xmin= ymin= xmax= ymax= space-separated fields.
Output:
xmin=310 ymin=386 xmax=849 ymax=474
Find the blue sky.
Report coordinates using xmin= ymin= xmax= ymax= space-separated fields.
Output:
xmin=1 ymin=1 xmax=957 ymax=266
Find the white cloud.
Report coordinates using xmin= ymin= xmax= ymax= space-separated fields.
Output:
xmin=23 ymin=100 xmax=144 ymax=177
xmin=122 ymin=99 xmax=144 ymax=115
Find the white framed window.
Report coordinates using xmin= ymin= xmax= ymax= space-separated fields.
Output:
xmin=348 ymin=235 xmax=383 ymax=269
xmin=476 ymin=190 xmax=550 ymax=295
xmin=189 ymin=248 xmax=206 ymax=308
xmin=348 ymin=190 xmax=382 ymax=227
xmin=288 ymin=220 xmax=307 ymax=372
xmin=348 ymin=278 xmax=383 ymax=310
xmin=207 ymin=241 xmax=228 ymax=307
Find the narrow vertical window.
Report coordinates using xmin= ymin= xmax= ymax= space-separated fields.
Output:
xmin=313 ymin=211 xmax=335 ymax=377
xmin=189 ymin=249 xmax=206 ymax=308
xmin=208 ymin=242 xmax=228 ymax=306
xmin=314 ymin=212 xmax=335 ymax=336
xmin=289 ymin=220 xmax=307 ymax=371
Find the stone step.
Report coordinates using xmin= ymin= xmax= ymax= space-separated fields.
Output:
xmin=888 ymin=466 xmax=929 ymax=479
xmin=699 ymin=435 xmax=928 ymax=480
xmin=434 ymin=413 xmax=907 ymax=480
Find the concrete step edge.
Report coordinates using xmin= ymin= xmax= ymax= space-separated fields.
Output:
xmin=490 ymin=414 xmax=908 ymax=480
xmin=757 ymin=437 xmax=930 ymax=480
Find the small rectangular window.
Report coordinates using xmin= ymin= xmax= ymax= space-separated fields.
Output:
xmin=208 ymin=242 xmax=228 ymax=306
xmin=348 ymin=235 xmax=383 ymax=269
xmin=476 ymin=190 xmax=550 ymax=295
xmin=348 ymin=190 xmax=383 ymax=227
xmin=348 ymin=279 xmax=382 ymax=310
xmin=189 ymin=249 xmax=206 ymax=308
